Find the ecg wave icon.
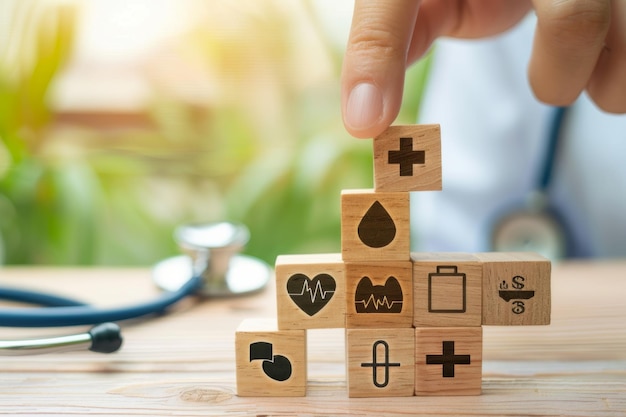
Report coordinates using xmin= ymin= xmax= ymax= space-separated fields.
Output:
xmin=286 ymin=273 xmax=336 ymax=316
xmin=355 ymin=295 xmax=402 ymax=311
xmin=290 ymin=279 xmax=335 ymax=303
xmin=355 ymin=276 xmax=403 ymax=313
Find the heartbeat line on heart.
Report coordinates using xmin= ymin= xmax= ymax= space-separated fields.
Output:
xmin=288 ymin=280 xmax=335 ymax=303
xmin=355 ymin=295 xmax=402 ymax=310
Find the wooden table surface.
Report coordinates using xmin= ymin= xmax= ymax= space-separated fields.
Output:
xmin=1 ymin=261 xmax=625 ymax=416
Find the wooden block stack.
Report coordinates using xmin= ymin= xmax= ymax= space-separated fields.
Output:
xmin=235 ymin=124 xmax=551 ymax=397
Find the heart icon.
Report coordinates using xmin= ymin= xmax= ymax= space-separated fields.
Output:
xmin=286 ymin=273 xmax=336 ymax=316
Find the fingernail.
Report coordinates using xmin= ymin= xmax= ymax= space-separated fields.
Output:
xmin=345 ymin=82 xmax=383 ymax=131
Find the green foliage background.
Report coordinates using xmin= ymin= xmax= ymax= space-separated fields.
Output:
xmin=0 ymin=1 xmax=431 ymax=266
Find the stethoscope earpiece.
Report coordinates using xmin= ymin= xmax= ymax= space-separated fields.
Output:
xmin=0 ymin=322 xmax=122 ymax=356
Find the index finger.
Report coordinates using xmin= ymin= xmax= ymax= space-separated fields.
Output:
xmin=341 ymin=0 xmax=421 ymax=138
xmin=529 ymin=0 xmax=611 ymax=105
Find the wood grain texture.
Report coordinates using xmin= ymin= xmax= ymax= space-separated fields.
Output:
xmin=373 ymin=124 xmax=442 ymax=192
xmin=275 ymin=253 xmax=345 ymax=329
xmin=0 ymin=261 xmax=624 ymax=415
xmin=412 ymin=252 xmax=482 ymax=328
xmin=235 ymin=319 xmax=306 ymax=397
xmin=341 ymin=189 xmax=410 ymax=262
xmin=346 ymin=328 xmax=415 ymax=397
xmin=476 ymin=252 xmax=551 ymax=326
xmin=415 ymin=327 xmax=482 ymax=396
xmin=345 ymin=261 xmax=413 ymax=328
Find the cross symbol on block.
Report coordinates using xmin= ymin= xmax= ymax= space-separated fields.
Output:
xmin=387 ymin=137 xmax=426 ymax=176
xmin=425 ymin=341 xmax=471 ymax=378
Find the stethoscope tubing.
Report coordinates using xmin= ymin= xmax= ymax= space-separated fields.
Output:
xmin=0 ymin=286 xmax=88 ymax=307
xmin=538 ymin=106 xmax=567 ymax=191
xmin=0 ymin=274 xmax=203 ymax=327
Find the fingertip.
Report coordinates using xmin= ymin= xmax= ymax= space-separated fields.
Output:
xmin=528 ymin=72 xmax=580 ymax=107
xmin=341 ymin=0 xmax=420 ymax=139
xmin=343 ymin=82 xmax=384 ymax=138
xmin=587 ymin=79 xmax=626 ymax=114
xmin=586 ymin=33 xmax=626 ymax=114
xmin=343 ymin=122 xmax=391 ymax=139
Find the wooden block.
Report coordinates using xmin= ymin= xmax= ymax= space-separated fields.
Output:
xmin=346 ymin=328 xmax=415 ymax=397
xmin=341 ymin=189 xmax=410 ymax=262
xmin=235 ymin=318 xmax=306 ymax=397
xmin=415 ymin=327 xmax=482 ymax=396
xmin=476 ymin=252 xmax=551 ymax=325
xmin=345 ymin=261 xmax=413 ymax=328
xmin=412 ymin=253 xmax=482 ymax=327
xmin=275 ymin=253 xmax=345 ymax=329
xmin=373 ymin=124 xmax=442 ymax=192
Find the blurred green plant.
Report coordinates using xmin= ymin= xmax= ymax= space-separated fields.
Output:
xmin=0 ymin=0 xmax=83 ymax=264
xmin=0 ymin=0 xmax=431 ymax=267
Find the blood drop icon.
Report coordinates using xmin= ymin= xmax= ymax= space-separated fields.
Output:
xmin=357 ymin=201 xmax=396 ymax=248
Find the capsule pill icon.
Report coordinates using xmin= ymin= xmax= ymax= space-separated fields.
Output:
xmin=360 ymin=340 xmax=401 ymax=388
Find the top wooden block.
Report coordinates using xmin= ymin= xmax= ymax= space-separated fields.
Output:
xmin=373 ymin=124 xmax=442 ymax=192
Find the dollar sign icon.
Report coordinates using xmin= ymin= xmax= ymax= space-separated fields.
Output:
xmin=511 ymin=275 xmax=525 ymax=290
xmin=512 ymin=301 xmax=525 ymax=314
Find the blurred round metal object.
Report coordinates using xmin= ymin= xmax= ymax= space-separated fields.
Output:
xmin=491 ymin=192 xmax=567 ymax=261
xmin=152 ymin=222 xmax=271 ymax=296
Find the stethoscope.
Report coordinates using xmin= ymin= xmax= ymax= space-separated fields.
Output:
xmin=0 ymin=222 xmax=271 ymax=355
xmin=490 ymin=106 xmax=572 ymax=260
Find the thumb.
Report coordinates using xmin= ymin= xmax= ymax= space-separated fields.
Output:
xmin=341 ymin=0 xmax=421 ymax=138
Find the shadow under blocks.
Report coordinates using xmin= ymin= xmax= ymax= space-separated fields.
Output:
xmin=235 ymin=124 xmax=551 ymax=397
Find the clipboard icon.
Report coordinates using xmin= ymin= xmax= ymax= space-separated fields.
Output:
xmin=428 ymin=266 xmax=467 ymax=313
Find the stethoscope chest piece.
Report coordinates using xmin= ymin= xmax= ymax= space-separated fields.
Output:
xmin=491 ymin=192 xmax=568 ymax=260
xmin=152 ymin=222 xmax=271 ymax=296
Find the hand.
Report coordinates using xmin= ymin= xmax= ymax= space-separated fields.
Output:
xmin=341 ymin=0 xmax=625 ymax=138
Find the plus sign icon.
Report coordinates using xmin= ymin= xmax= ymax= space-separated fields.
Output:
xmin=426 ymin=341 xmax=471 ymax=378
xmin=373 ymin=124 xmax=442 ymax=192
xmin=415 ymin=327 xmax=483 ymax=396
xmin=388 ymin=137 xmax=426 ymax=176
